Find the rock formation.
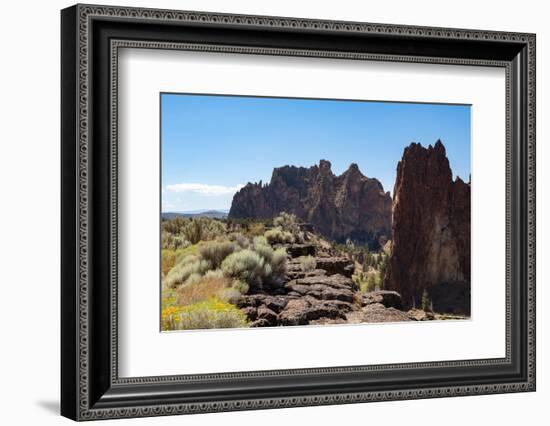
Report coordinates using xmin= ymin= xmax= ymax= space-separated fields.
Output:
xmin=384 ymin=141 xmax=470 ymax=314
xmin=229 ymin=160 xmax=392 ymax=248
xmin=236 ymin=241 xmax=421 ymax=326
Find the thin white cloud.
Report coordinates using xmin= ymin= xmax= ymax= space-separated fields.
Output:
xmin=165 ymin=182 xmax=244 ymax=196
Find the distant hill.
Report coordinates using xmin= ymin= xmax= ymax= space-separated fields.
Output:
xmin=162 ymin=210 xmax=228 ymax=220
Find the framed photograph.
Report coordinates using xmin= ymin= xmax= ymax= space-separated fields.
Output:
xmin=61 ymin=4 xmax=536 ymax=421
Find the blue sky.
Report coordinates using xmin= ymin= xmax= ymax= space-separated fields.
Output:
xmin=161 ymin=93 xmax=471 ymax=212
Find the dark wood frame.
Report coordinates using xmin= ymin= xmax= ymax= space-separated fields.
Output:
xmin=61 ymin=4 xmax=536 ymax=421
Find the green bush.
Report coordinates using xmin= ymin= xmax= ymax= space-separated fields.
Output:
xmin=221 ymin=249 xmax=269 ymax=288
xmin=203 ymin=269 xmax=225 ymax=280
xmin=252 ymin=236 xmax=275 ymax=262
xmin=162 ymin=217 xmax=226 ymax=245
xmin=264 ymin=227 xmax=295 ymax=244
xmin=273 ymin=212 xmax=304 ymax=243
xmin=229 ymin=232 xmax=250 ymax=249
xmin=253 ymin=235 xmax=269 ymax=247
xmin=161 ymin=231 xmax=191 ymax=250
xmin=252 ymin=237 xmax=287 ymax=277
xmin=199 ymin=241 xmax=236 ymax=269
xmin=271 ymin=248 xmax=288 ymax=276
xmin=164 ymin=256 xmax=212 ymax=289
xmin=354 ymin=271 xmax=381 ymax=293
xmin=231 ymin=279 xmax=249 ymax=294
xmin=298 ymin=255 xmax=316 ymax=272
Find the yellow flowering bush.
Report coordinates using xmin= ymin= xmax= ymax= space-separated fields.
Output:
xmin=161 ymin=298 xmax=248 ymax=331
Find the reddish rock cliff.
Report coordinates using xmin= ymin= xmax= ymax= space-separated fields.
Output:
xmin=385 ymin=141 xmax=471 ymax=314
xmin=229 ymin=161 xmax=392 ymax=248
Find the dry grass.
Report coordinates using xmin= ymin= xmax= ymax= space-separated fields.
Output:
xmin=176 ymin=275 xmax=230 ymax=306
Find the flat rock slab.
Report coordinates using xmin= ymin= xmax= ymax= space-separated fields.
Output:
xmin=278 ymin=298 xmax=352 ymax=326
xmin=291 ymin=274 xmax=358 ymax=291
xmin=346 ymin=303 xmax=412 ymax=324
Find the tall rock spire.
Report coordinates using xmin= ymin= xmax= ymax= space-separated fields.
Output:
xmin=384 ymin=141 xmax=471 ymax=314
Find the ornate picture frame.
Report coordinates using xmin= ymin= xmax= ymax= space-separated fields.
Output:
xmin=61 ymin=4 xmax=535 ymax=421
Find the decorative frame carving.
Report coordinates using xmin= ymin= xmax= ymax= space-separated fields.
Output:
xmin=61 ymin=4 xmax=535 ymax=421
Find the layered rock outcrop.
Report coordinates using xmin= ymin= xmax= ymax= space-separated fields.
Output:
xmin=235 ymin=241 xmax=429 ymax=326
xmin=229 ymin=161 xmax=392 ymax=248
xmin=385 ymin=141 xmax=471 ymax=314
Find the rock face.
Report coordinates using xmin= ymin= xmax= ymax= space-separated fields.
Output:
xmin=385 ymin=141 xmax=471 ymax=314
xmin=236 ymin=253 xmax=442 ymax=326
xmin=229 ymin=160 xmax=392 ymax=248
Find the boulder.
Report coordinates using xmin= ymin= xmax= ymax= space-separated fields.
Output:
xmin=264 ymin=296 xmax=288 ymax=313
xmin=407 ymin=309 xmax=435 ymax=321
xmin=285 ymin=260 xmax=326 ymax=280
xmin=303 ymin=301 xmax=344 ymax=322
xmin=279 ymin=299 xmax=311 ymax=326
xmin=362 ymin=290 xmax=403 ymax=310
xmin=249 ymin=318 xmax=272 ymax=327
xmin=256 ymin=306 xmax=278 ymax=326
xmin=235 ymin=294 xmax=267 ymax=309
xmin=240 ymin=306 xmax=257 ymax=321
xmin=284 ymin=244 xmax=316 ymax=258
xmin=315 ymin=257 xmax=355 ymax=277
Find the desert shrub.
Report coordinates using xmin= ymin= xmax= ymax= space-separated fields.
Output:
xmin=253 ymin=235 xmax=268 ymax=246
xmin=161 ymin=231 xmax=191 ymax=250
xmin=182 ymin=273 xmax=203 ymax=287
xmin=161 ymin=249 xmax=176 ymax=276
xmin=174 ymin=243 xmax=201 ymax=263
xmin=231 ymin=279 xmax=249 ymax=294
xmin=271 ymin=248 xmax=288 ymax=276
xmin=162 ymin=217 xmax=226 ymax=245
xmin=248 ymin=222 xmax=266 ymax=237
xmin=176 ymin=273 xmax=230 ymax=305
xmin=273 ymin=212 xmax=305 ymax=243
xmin=354 ymin=271 xmax=381 ymax=293
xmin=251 ymin=236 xmax=287 ymax=277
xmin=161 ymin=289 xmax=178 ymax=311
xmin=228 ymin=232 xmax=250 ymax=249
xmin=217 ymin=279 xmax=249 ymax=304
xmin=203 ymin=269 xmax=225 ymax=280
xmin=252 ymin=237 xmax=275 ymax=262
xmin=199 ymin=241 xmax=236 ymax=269
xmin=298 ymin=255 xmax=316 ymax=272
xmin=172 ymin=236 xmax=190 ymax=250
xmin=264 ymin=227 xmax=295 ymax=245
xmin=221 ymin=249 xmax=270 ymax=288
xmin=164 ymin=256 xmax=212 ymax=289
xmin=218 ymin=288 xmax=242 ymax=304
xmin=274 ymin=212 xmax=299 ymax=233
xmin=365 ymin=274 xmax=378 ymax=292
xmin=161 ymin=298 xmax=248 ymax=330
xmin=421 ymin=289 xmax=431 ymax=311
